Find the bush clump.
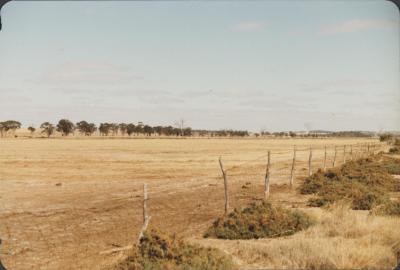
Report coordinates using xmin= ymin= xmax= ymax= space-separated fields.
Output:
xmin=204 ymin=201 xmax=313 ymax=240
xmin=300 ymin=157 xmax=400 ymax=210
xmin=381 ymin=156 xmax=400 ymax=175
xmin=113 ymin=230 xmax=236 ymax=270
xmin=371 ymin=200 xmax=400 ymax=216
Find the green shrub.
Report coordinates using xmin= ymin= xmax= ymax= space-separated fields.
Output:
xmin=394 ymin=138 xmax=400 ymax=146
xmin=380 ymin=133 xmax=393 ymax=142
xmin=204 ymin=201 xmax=313 ymax=240
xmin=300 ymin=157 xmax=397 ymax=210
xmin=382 ymin=157 xmax=400 ymax=175
xmin=114 ymin=230 xmax=237 ymax=270
xmin=372 ymin=200 xmax=400 ymax=216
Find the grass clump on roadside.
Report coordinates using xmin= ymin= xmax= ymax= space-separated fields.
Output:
xmin=300 ymin=157 xmax=400 ymax=210
xmin=113 ymin=229 xmax=236 ymax=270
xmin=381 ymin=156 xmax=400 ymax=175
xmin=204 ymin=201 xmax=314 ymax=240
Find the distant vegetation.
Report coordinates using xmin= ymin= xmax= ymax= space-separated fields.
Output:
xmin=0 ymin=119 xmax=397 ymax=139
xmin=204 ymin=201 xmax=313 ymax=240
xmin=0 ymin=120 xmax=21 ymax=137
xmin=113 ymin=229 xmax=236 ymax=270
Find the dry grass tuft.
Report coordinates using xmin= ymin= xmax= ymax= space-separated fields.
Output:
xmin=372 ymin=200 xmax=400 ymax=216
xmin=111 ymin=229 xmax=237 ymax=270
xmin=204 ymin=201 xmax=313 ymax=240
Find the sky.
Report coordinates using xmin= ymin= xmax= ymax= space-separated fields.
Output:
xmin=0 ymin=0 xmax=399 ymax=132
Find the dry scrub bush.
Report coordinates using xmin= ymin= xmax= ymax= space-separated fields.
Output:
xmin=372 ymin=200 xmax=400 ymax=216
xmin=204 ymin=201 xmax=314 ymax=240
xmin=112 ymin=229 xmax=236 ymax=270
xmin=195 ymin=204 xmax=400 ymax=269
xmin=300 ymin=157 xmax=400 ymax=210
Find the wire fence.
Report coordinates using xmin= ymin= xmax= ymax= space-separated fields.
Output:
xmin=0 ymin=141 xmax=388 ymax=269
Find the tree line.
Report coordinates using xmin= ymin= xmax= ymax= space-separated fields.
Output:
xmin=36 ymin=119 xmax=194 ymax=137
xmin=1 ymin=119 xmax=380 ymax=138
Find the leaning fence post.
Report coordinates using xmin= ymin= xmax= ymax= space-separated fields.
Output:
xmin=308 ymin=146 xmax=312 ymax=176
xmin=323 ymin=145 xmax=327 ymax=172
xmin=290 ymin=146 xmax=296 ymax=187
xmin=138 ymin=183 xmax=151 ymax=244
xmin=333 ymin=146 xmax=337 ymax=167
xmin=264 ymin=151 xmax=271 ymax=200
xmin=219 ymin=157 xmax=229 ymax=214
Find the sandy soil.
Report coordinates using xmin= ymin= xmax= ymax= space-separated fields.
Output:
xmin=0 ymin=137 xmax=381 ymax=269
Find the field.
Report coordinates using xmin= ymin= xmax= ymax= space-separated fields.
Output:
xmin=0 ymin=137 xmax=397 ymax=269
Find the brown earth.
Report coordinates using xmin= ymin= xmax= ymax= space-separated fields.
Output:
xmin=0 ymin=137 xmax=387 ymax=269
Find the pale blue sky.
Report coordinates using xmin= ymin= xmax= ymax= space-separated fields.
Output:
xmin=0 ymin=0 xmax=399 ymax=132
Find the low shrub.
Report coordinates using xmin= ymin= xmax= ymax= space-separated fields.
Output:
xmin=382 ymin=156 xmax=400 ymax=175
xmin=114 ymin=230 xmax=236 ymax=270
xmin=300 ymin=157 xmax=399 ymax=210
xmin=204 ymin=201 xmax=314 ymax=240
xmin=371 ymin=200 xmax=400 ymax=216
xmin=389 ymin=147 xmax=400 ymax=154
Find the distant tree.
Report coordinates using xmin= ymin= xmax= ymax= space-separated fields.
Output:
xmin=126 ymin=123 xmax=136 ymax=136
xmin=183 ymin=127 xmax=192 ymax=137
xmin=87 ymin=123 xmax=97 ymax=136
xmin=28 ymin=126 xmax=36 ymax=135
xmin=135 ymin=124 xmax=143 ymax=136
xmin=154 ymin=126 xmax=163 ymax=136
xmin=119 ymin=123 xmax=128 ymax=136
xmin=163 ymin=126 xmax=174 ymax=136
xmin=289 ymin=131 xmax=297 ymax=137
xmin=40 ymin=122 xmax=55 ymax=138
xmin=0 ymin=120 xmax=21 ymax=137
xmin=110 ymin=123 xmax=119 ymax=136
xmin=99 ymin=123 xmax=111 ymax=136
xmin=379 ymin=133 xmax=393 ymax=142
xmin=174 ymin=118 xmax=185 ymax=136
xmin=143 ymin=125 xmax=153 ymax=136
xmin=76 ymin=121 xmax=97 ymax=136
xmin=57 ymin=119 xmax=75 ymax=136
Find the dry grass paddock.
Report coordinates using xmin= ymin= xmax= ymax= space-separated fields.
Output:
xmin=0 ymin=137 xmax=397 ymax=269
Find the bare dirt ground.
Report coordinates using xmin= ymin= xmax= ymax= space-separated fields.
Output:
xmin=0 ymin=137 xmax=383 ymax=269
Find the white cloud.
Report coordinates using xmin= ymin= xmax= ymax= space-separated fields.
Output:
xmin=229 ymin=21 xmax=265 ymax=32
xmin=320 ymin=19 xmax=396 ymax=35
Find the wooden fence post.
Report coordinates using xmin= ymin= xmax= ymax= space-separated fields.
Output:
xmin=219 ymin=157 xmax=229 ymax=214
xmin=323 ymin=145 xmax=327 ymax=172
xmin=333 ymin=146 xmax=337 ymax=167
xmin=290 ymin=146 xmax=296 ymax=187
xmin=138 ymin=183 xmax=151 ymax=244
xmin=350 ymin=145 xmax=353 ymax=161
xmin=308 ymin=146 xmax=312 ymax=176
xmin=264 ymin=151 xmax=271 ymax=200
xmin=343 ymin=145 xmax=346 ymax=164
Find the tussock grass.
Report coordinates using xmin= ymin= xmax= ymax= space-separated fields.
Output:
xmin=204 ymin=201 xmax=313 ymax=240
xmin=372 ymin=200 xmax=400 ymax=216
xmin=194 ymin=204 xmax=400 ymax=269
xmin=389 ymin=147 xmax=400 ymax=154
xmin=112 ymin=229 xmax=237 ymax=270
xmin=382 ymin=156 xmax=400 ymax=175
xmin=300 ymin=156 xmax=400 ymax=210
